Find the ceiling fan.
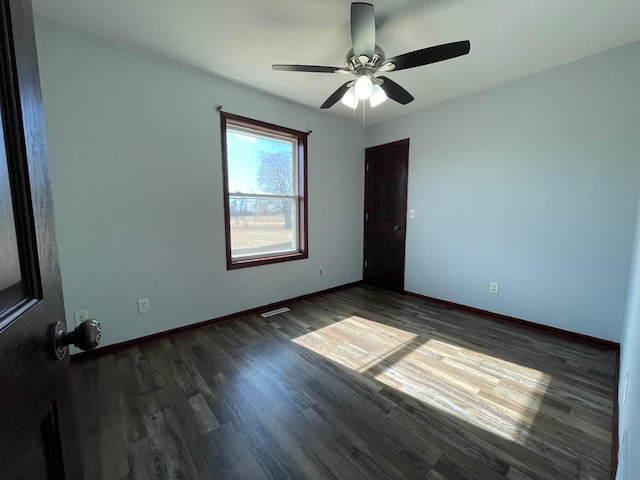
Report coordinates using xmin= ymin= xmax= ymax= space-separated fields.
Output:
xmin=272 ymin=2 xmax=470 ymax=110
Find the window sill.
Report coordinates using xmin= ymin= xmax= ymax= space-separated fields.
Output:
xmin=227 ymin=251 xmax=308 ymax=270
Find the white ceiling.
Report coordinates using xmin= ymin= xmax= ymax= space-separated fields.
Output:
xmin=32 ymin=0 xmax=640 ymax=126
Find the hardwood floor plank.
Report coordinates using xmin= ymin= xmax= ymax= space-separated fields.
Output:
xmin=73 ymin=365 xmax=103 ymax=478
xmin=304 ymin=379 xmax=418 ymax=479
xmin=505 ymin=466 xmax=537 ymax=480
xmin=396 ymin=398 xmax=578 ymax=480
xmin=142 ymin=402 xmax=197 ymax=479
xmin=130 ymin=347 xmax=164 ymax=395
xmin=123 ymin=438 xmax=155 ymax=480
xmin=186 ymin=393 xmax=220 ymax=435
xmin=199 ymin=422 xmax=270 ymax=480
xmin=116 ymin=356 xmax=149 ymax=446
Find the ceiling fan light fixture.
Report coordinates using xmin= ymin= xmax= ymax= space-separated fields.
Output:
xmin=354 ymin=75 xmax=373 ymax=100
xmin=341 ymin=86 xmax=358 ymax=109
xmin=369 ymin=84 xmax=387 ymax=107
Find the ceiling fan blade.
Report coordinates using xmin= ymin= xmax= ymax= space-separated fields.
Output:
xmin=272 ymin=64 xmax=349 ymax=74
xmin=382 ymin=40 xmax=470 ymax=72
xmin=320 ymin=81 xmax=352 ymax=109
xmin=377 ymin=76 xmax=414 ymax=105
xmin=351 ymin=2 xmax=376 ymax=61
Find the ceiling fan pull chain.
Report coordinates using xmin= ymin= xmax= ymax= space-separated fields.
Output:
xmin=362 ymin=99 xmax=366 ymax=127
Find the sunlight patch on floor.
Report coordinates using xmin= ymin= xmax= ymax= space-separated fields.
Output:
xmin=293 ymin=316 xmax=552 ymax=444
xmin=292 ymin=315 xmax=417 ymax=372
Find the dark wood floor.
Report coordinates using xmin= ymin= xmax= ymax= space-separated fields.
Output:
xmin=71 ymin=286 xmax=617 ymax=479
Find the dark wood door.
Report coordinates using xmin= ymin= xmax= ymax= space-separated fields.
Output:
xmin=0 ymin=0 xmax=82 ymax=478
xmin=363 ymin=139 xmax=409 ymax=292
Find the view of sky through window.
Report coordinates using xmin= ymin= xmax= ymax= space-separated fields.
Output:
xmin=226 ymin=131 xmax=292 ymax=194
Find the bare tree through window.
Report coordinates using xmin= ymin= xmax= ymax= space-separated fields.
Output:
xmin=257 ymin=151 xmax=293 ymax=229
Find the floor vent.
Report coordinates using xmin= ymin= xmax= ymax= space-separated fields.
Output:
xmin=261 ymin=307 xmax=290 ymax=318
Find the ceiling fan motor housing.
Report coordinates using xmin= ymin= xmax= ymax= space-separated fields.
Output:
xmin=345 ymin=45 xmax=386 ymax=71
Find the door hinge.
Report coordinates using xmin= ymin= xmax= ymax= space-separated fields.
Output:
xmin=365 ymin=212 xmax=369 ymax=220
xmin=364 ymin=260 xmax=368 ymax=267
xmin=366 ymin=163 xmax=369 ymax=172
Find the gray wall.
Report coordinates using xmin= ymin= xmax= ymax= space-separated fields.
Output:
xmin=35 ymin=19 xmax=365 ymax=348
xmin=365 ymin=41 xmax=640 ymax=342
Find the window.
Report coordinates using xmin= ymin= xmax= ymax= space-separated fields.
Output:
xmin=220 ymin=112 xmax=308 ymax=269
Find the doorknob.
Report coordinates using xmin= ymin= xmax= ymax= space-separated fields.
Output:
xmin=50 ymin=319 xmax=101 ymax=360
xmin=394 ymin=225 xmax=401 ymax=231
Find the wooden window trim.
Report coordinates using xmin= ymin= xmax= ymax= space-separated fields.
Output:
xmin=220 ymin=112 xmax=308 ymax=270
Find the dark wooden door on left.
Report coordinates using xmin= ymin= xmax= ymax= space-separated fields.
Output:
xmin=363 ymin=139 xmax=409 ymax=293
xmin=0 ymin=0 xmax=83 ymax=478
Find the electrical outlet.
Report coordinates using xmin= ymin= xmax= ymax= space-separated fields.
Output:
xmin=74 ymin=310 xmax=89 ymax=327
xmin=137 ymin=298 xmax=149 ymax=314
xmin=489 ymin=282 xmax=499 ymax=294
xmin=318 ymin=267 xmax=323 ymax=276
xmin=409 ymin=209 xmax=415 ymax=219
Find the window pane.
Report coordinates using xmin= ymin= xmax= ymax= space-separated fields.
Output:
xmin=229 ymin=197 xmax=297 ymax=259
xmin=0 ymin=142 xmax=21 ymax=292
xmin=226 ymin=130 xmax=294 ymax=196
xmin=1 ymin=126 xmax=26 ymax=315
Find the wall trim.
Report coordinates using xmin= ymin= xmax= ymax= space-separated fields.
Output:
xmin=71 ymin=281 xmax=362 ymax=364
xmin=404 ymin=290 xmax=620 ymax=351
